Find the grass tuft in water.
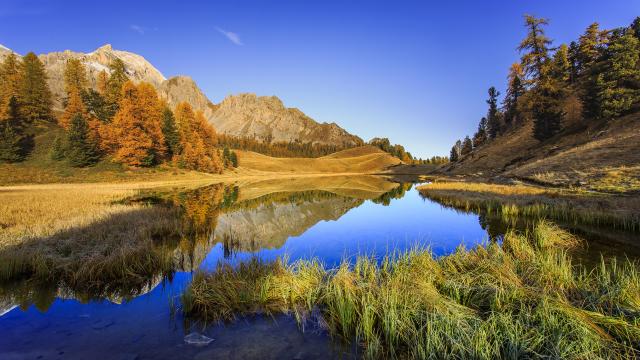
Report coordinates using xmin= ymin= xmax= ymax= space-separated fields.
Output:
xmin=183 ymin=221 xmax=640 ymax=359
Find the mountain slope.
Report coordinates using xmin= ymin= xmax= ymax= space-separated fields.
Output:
xmin=0 ymin=44 xmax=361 ymax=146
xmin=211 ymin=93 xmax=362 ymax=145
xmin=442 ymin=113 xmax=640 ymax=191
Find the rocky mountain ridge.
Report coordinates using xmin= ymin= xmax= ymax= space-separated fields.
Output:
xmin=0 ymin=44 xmax=361 ymax=146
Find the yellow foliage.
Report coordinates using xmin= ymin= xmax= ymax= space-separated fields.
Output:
xmin=103 ymin=81 xmax=166 ymax=166
xmin=59 ymin=88 xmax=87 ymax=129
xmin=174 ymin=102 xmax=223 ymax=173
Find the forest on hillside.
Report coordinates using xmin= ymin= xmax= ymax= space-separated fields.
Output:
xmin=449 ymin=15 xmax=640 ymax=162
xmin=0 ymin=51 xmax=430 ymax=170
xmin=0 ymin=54 xmax=238 ymax=172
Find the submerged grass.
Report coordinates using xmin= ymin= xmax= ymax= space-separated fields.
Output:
xmin=182 ymin=222 xmax=640 ymax=359
xmin=417 ymin=181 xmax=640 ymax=232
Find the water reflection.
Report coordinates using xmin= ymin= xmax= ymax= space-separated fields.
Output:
xmin=1 ymin=175 xmax=638 ymax=359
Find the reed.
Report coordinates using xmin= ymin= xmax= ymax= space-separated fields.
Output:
xmin=183 ymin=222 xmax=640 ymax=359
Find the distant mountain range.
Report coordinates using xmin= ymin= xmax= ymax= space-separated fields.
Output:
xmin=0 ymin=44 xmax=362 ymax=146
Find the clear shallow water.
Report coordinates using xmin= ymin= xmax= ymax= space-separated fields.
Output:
xmin=1 ymin=178 xmax=638 ymax=359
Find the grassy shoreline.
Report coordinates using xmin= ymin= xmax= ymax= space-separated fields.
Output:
xmin=182 ymin=222 xmax=640 ymax=359
xmin=417 ymin=181 xmax=640 ymax=232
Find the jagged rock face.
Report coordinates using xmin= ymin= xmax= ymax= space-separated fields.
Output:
xmin=213 ymin=195 xmax=363 ymax=251
xmin=0 ymin=44 xmax=361 ymax=146
xmin=37 ymin=44 xmax=165 ymax=109
xmin=157 ymin=75 xmax=218 ymax=121
xmin=212 ymin=93 xmax=362 ymax=145
xmin=170 ymin=195 xmax=362 ymax=271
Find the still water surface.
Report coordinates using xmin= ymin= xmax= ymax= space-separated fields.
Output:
xmin=1 ymin=177 xmax=637 ymax=359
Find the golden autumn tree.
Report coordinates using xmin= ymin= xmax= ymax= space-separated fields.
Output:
xmin=0 ymin=53 xmax=22 ymax=118
xmin=173 ymin=102 xmax=223 ymax=173
xmin=103 ymin=81 xmax=166 ymax=166
xmin=19 ymin=52 xmax=53 ymax=123
xmin=63 ymin=59 xmax=88 ymax=96
xmin=59 ymin=88 xmax=87 ymax=129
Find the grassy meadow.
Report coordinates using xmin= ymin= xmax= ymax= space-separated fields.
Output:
xmin=417 ymin=181 xmax=640 ymax=232
xmin=182 ymin=222 xmax=640 ymax=359
xmin=0 ymin=180 xmax=219 ymax=297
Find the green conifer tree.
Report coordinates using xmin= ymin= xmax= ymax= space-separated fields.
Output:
xmin=0 ymin=97 xmax=28 ymax=162
xmin=461 ymin=136 xmax=473 ymax=155
xmin=161 ymin=107 xmax=180 ymax=158
xmin=595 ymin=31 xmax=640 ymax=118
xmin=65 ymin=113 xmax=99 ymax=167
xmin=50 ymin=135 xmax=66 ymax=161
xmin=486 ymin=87 xmax=502 ymax=138
xmin=104 ymin=58 xmax=129 ymax=120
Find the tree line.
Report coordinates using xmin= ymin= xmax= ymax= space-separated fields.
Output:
xmin=0 ymin=53 xmax=236 ymax=173
xmin=217 ymin=133 xmax=357 ymax=158
xmin=449 ymin=15 xmax=640 ymax=162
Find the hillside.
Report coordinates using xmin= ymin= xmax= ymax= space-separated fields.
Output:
xmin=0 ymin=44 xmax=361 ymax=147
xmin=235 ymin=145 xmax=402 ymax=174
xmin=442 ymin=113 xmax=640 ymax=192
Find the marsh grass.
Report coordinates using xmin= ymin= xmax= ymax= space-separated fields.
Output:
xmin=182 ymin=222 xmax=640 ymax=359
xmin=417 ymin=182 xmax=640 ymax=232
xmin=0 ymin=181 xmax=217 ymax=301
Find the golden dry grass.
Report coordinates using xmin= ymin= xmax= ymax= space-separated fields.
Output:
xmin=0 ymin=179 xmax=216 ymax=247
xmin=417 ymin=181 xmax=640 ymax=231
xmin=445 ymin=112 xmax=640 ymax=194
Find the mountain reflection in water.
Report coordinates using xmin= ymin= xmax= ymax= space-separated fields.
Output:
xmin=1 ymin=175 xmax=638 ymax=359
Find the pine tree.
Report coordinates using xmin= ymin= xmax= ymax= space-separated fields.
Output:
xmin=486 ymin=87 xmax=502 ymax=138
xmin=472 ymin=117 xmax=488 ymax=148
xmin=0 ymin=53 xmax=22 ymax=117
xmin=229 ymin=151 xmax=238 ymax=168
xmin=568 ymin=41 xmax=581 ymax=83
xmin=161 ymin=107 xmax=180 ymax=158
xmin=104 ymin=58 xmax=128 ymax=121
xmin=63 ymin=58 xmax=88 ymax=96
xmin=503 ymin=63 xmax=526 ymax=127
xmin=577 ymin=23 xmax=607 ymax=74
xmin=223 ymin=146 xmax=231 ymax=167
xmin=595 ymin=31 xmax=640 ymax=119
xmin=517 ymin=16 xmax=565 ymax=140
xmin=449 ymin=143 xmax=459 ymax=162
xmin=66 ymin=113 xmax=99 ymax=167
xmin=19 ymin=52 xmax=53 ymax=123
xmin=551 ymin=44 xmax=571 ymax=83
xmin=631 ymin=17 xmax=640 ymax=40
xmin=461 ymin=136 xmax=473 ymax=155
xmin=518 ymin=15 xmax=552 ymax=83
xmin=82 ymin=89 xmax=110 ymax=123
xmin=531 ymin=80 xmax=565 ymax=141
xmin=50 ymin=135 xmax=65 ymax=161
xmin=104 ymin=81 xmax=166 ymax=166
xmin=0 ymin=97 xmax=28 ymax=162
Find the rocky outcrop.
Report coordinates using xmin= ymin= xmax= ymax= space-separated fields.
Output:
xmin=0 ymin=43 xmax=361 ymax=146
xmin=212 ymin=194 xmax=363 ymax=251
xmin=157 ymin=75 xmax=218 ymax=122
xmin=211 ymin=93 xmax=362 ymax=145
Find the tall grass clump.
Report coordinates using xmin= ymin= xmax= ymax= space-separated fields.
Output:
xmin=183 ymin=221 xmax=640 ymax=359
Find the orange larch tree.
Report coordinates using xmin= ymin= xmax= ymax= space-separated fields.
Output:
xmin=173 ymin=102 xmax=223 ymax=173
xmin=103 ymin=81 xmax=166 ymax=166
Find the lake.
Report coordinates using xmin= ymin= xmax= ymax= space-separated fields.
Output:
xmin=1 ymin=176 xmax=638 ymax=359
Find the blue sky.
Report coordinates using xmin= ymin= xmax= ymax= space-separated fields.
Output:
xmin=1 ymin=0 xmax=638 ymax=157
